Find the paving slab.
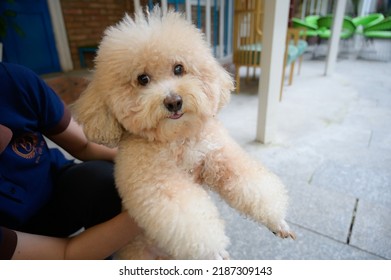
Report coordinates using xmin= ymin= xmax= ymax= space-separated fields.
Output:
xmin=251 ymin=145 xmax=324 ymax=184
xmin=212 ymin=192 xmax=382 ymax=260
xmin=350 ymin=200 xmax=391 ymax=260
xmin=293 ymin=125 xmax=372 ymax=166
xmin=343 ymin=98 xmax=391 ymax=129
xmin=370 ymin=129 xmax=391 ymax=151
xmin=310 ymin=160 xmax=391 ymax=208
xmin=219 ymin=92 xmax=259 ymax=147
xmin=286 ymin=181 xmax=356 ymax=243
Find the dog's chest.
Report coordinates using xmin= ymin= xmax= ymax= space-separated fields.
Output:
xmin=167 ymin=139 xmax=222 ymax=177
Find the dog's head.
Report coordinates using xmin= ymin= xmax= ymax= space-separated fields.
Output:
xmin=72 ymin=8 xmax=234 ymax=146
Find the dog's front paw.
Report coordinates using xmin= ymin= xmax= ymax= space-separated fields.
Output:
xmin=270 ymin=220 xmax=296 ymax=240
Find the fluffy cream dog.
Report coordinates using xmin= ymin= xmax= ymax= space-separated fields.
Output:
xmin=73 ymin=8 xmax=295 ymax=259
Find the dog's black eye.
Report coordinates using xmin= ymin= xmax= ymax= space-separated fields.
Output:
xmin=173 ymin=64 xmax=184 ymax=76
xmin=137 ymin=74 xmax=150 ymax=86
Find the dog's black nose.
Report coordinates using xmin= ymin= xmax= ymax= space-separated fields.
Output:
xmin=164 ymin=93 xmax=183 ymax=112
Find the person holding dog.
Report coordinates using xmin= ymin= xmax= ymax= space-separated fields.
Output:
xmin=0 ymin=62 xmax=145 ymax=259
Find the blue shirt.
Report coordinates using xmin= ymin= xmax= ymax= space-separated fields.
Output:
xmin=0 ymin=62 xmax=73 ymax=228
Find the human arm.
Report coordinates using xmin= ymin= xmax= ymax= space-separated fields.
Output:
xmin=48 ymin=117 xmax=117 ymax=162
xmin=8 ymin=212 xmax=141 ymax=260
xmin=0 ymin=124 xmax=12 ymax=154
xmin=0 ymin=63 xmax=115 ymax=162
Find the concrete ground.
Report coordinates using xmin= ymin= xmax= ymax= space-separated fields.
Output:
xmin=217 ymin=55 xmax=391 ymax=260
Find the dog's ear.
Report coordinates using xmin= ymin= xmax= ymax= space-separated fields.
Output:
xmin=215 ymin=65 xmax=234 ymax=111
xmin=202 ymin=61 xmax=234 ymax=114
xmin=71 ymin=82 xmax=123 ymax=148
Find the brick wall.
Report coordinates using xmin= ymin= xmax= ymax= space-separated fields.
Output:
xmin=60 ymin=0 xmax=136 ymax=69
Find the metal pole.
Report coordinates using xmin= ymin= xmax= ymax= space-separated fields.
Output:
xmin=256 ymin=0 xmax=290 ymax=143
xmin=324 ymin=0 xmax=347 ymax=76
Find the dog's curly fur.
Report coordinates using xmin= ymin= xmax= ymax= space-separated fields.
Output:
xmin=72 ymin=8 xmax=295 ymax=260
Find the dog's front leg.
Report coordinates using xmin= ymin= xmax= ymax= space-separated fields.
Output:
xmin=115 ymin=141 xmax=229 ymax=259
xmin=201 ymin=131 xmax=295 ymax=239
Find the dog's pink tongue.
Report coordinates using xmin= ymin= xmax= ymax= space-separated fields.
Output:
xmin=169 ymin=113 xmax=183 ymax=119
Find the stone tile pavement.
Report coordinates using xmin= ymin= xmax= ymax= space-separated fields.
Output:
xmin=217 ymin=57 xmax=391 ymax=260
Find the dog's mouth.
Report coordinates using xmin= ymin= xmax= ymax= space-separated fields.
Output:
xmin=168 ymin=112 xmax=184 ymax=119
xmin=164 ymin=93 xmax=184 ymax=120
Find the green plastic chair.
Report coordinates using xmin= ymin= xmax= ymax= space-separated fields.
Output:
xmin=352 ymin=13 xmax=384 ymax=33
xmin=358 ymin=16 xmax=391 ymax=61
xmin=305 ymin=15 xmax=320 ymax=26
xmin=317 ymin=15 xmax=356 ymax=39
xmin=363 ymin=17 xmax=391 ymax=39
xmin=292 ymin=17 xmax=318 ymax=37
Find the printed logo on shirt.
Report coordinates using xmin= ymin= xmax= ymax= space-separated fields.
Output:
xmin=11 ymin=133 xmax=44 ymax=162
